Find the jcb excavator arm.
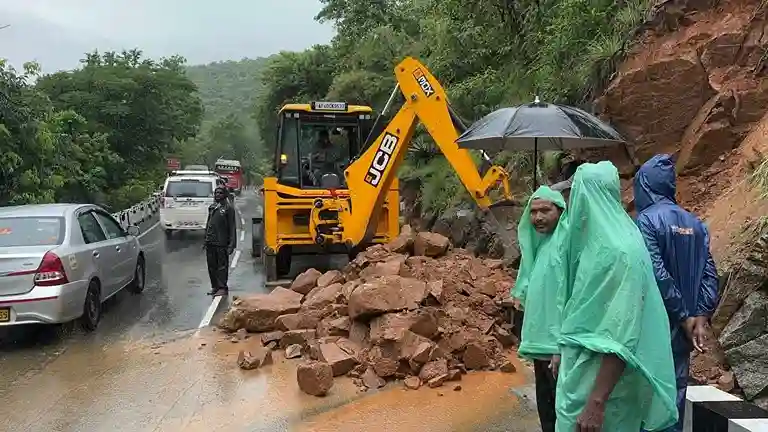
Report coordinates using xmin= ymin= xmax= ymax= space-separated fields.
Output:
xmin=316 ymin=57 xmax=514 ymax=249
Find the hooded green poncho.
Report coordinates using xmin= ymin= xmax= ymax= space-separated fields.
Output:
xmin=512 ymin=186 xmax=568 ymax=360
xmin=555 ymin=162 xmax=678 ymax=432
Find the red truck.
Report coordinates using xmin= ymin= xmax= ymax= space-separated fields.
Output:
xmin=214 ymin=159 xmax=243 ymax=196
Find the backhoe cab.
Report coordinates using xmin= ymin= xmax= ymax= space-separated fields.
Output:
xmin=253 ymin=102 xmax=400 ymax=281
xmin=254 ymin=58 xmax=514 ymax=282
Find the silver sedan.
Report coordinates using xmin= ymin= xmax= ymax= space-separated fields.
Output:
xmin=0 ymin=204 xmax=146 ymax=331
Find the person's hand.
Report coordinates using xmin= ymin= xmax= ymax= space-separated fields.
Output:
xmin=227 ymin=247 xmax=235 ymax=256
xmin=513 ymin=297 xmax=524 ymax=311
xmin=692 ymin=316 xmax=710 ymax=353
xmin=576 ymin=399 xmax=606 ymax=431
xmin=549 ymin=354 xmax=561 ymax=379
xmin=682 ymin=316 xmax=697 ymax=346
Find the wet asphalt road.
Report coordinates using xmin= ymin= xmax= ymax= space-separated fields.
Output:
xmin=0 ymin=189 xmax=541 ymax=432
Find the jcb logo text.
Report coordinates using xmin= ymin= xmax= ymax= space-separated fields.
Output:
xmin=365 ymin=133 xmax=399 ymax=186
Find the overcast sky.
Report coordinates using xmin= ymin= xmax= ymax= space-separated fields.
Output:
xmin=0 ymin=0 xmax=336 ymax=73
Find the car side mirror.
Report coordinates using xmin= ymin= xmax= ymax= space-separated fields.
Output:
xmin=126 ymin=225 xmax=140 ymax=237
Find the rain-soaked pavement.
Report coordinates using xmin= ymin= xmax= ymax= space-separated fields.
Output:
xmin=0 ymin=190 xmax=542 ymax=432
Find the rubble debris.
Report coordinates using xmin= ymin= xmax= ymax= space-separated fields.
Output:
xmin=404 ymin=376 xmax=421 ymax=390
xmin=318 ymin=341 xmax=359 ymax=376
xmin=261 ymin=330 xmax=284 ymax=345
xmin=317 ymin=270 xmax=345 ymax=288
xmin=463 ymin=342 xmax=491 ymax=370
xmin=361 ymin=367 xmax=386 ymax=389
xmin=220 ymin=228 xmax=520 ymax=394
xmin=279 ymin=329 xmax=317 ymax=349
xmin=285 ymin=344 xmax=303 ymax=359
xmin=414 ymin=232 xmax=450 ymax=257
xmin=219 ymin=287 xmax=302 ymax=332
xmin=291 ymin=268 xmax=322 ymax=295
xmin=237 ymin=348 xmax=273 ymax=370
xmin=297 ymin=361 xmax=334 ymax=396
xmin=499 ymin=360 xmax=517 ymax=373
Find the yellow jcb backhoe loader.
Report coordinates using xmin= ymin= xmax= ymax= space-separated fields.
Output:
xmin=253 ymin=57 xmax=515 ymax=281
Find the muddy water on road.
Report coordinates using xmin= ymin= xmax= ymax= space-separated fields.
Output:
xmin=0 ymin=328 xmax=539 ymax=432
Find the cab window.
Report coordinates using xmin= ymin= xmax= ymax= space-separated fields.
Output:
xmin=298 ymin=125 xmax=359 ymax=188
xmin=277 ymin=115 xmax=301 ymax=187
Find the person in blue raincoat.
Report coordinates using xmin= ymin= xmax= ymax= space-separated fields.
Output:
xmin=633 ymin=154 xmax=720 ymax=432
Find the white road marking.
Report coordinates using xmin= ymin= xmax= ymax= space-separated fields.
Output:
xmin=198 ymin=295 xmax=223 ymax=329
xmin=239 ymin=230 xmax=245 ymax=242
xmin=230 ymin=249 xmax=241 ymax=269
xmin=138 ymin=220 xmax=160 ymax=239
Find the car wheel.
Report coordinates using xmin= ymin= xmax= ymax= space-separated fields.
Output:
xmin=127 ymin=255 xmax=146 ymax=294
xmin=80 ymin=280 xmax=102 ymax=332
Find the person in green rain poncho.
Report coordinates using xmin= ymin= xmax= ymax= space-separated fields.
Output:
xmin=556 ymin=161 xmax=678 ymax=432
xmin=511 ymin=186 xmax=569 ymax=432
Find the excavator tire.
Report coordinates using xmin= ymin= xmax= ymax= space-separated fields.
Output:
xmin=262 ymin=247 xmax=292 ymax=282
xmin=276 ymin=247 xmax=292 ymax=278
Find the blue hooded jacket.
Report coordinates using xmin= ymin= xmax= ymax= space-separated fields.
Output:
xmin=633 ymin=154 xmax=719 ymax=354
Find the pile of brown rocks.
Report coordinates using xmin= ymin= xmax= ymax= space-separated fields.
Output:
xmin=218 ymin=226 xmax=519 ymax=397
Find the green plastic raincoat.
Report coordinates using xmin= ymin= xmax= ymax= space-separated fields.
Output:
xmin=555 ymin=161 xmax=678 ymax=432
xmin=512 ymin=186 xmax=568 ymax=360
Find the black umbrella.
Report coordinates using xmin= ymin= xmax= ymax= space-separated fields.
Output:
xmin=456 ymin=97 xmax=628 ymax=187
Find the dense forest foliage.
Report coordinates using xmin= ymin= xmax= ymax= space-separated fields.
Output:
xmin=2 ymin=0 xmax=651 ymax=212
xmin=182 ymin=58 xmax=271 ymax=182
xmin=254 ymin=0 xmax=651 ymax=216
xmin=1 ymin=50 xmax=203 ymax=210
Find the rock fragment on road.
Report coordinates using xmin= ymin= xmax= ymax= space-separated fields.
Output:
xmin=285 ymin=344 xmax=302 ymax=359
xmin=237 ymin=348 xmax=273 ymax=370
xmin=297 ymin=361 xmax=334 ymax=396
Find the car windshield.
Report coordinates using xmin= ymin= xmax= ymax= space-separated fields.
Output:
xmin=165 ymin=180 xmax=213 ymax=198
xmin=0 ymin=217 xmax=65 ymax=247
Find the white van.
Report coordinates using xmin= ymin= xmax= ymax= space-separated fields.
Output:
xmin=160 ymin=175 xmax=219 ymax=237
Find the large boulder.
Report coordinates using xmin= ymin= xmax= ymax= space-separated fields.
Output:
xmin=291 ymin=268 xmax=322 ymax=295
xmin=360 ymin=255 xmax=409 ymax=279
xmin=348 ymin=276 xmax=427 ymax=320
xmin=718 ymin=290 xmax=768 ymax=351
xmin=275 ymin=310 xmax=325 ymax=331
xmin=218 ymin=287 xmax=302 ymax=332
xmin=596 ymin=50 xmax=714 ymax=164
xmin=369 ymin=312 xmax=416 ymax=344
xmin=303 ymin=282 xmax=345 ymax=310
xmin=317 ymin=270 xmax=345 ymax=288
xmin=297 ymin=361 xmax=334 ymax=396
xmin=712 ymin=235 xmax=768 ymax=333
xmin=386 ymin=225 xmax=415 ymax=254
xmin=725 ymin=333 xmax=768 ymax=400
xmin=414 ymin=232 xmax=450 ymax=257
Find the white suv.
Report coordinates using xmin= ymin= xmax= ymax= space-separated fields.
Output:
xmin=160 ymin=175 xmax=219 ymax=237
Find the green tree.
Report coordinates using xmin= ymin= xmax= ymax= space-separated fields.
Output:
xmin=36 ymin=50 xmax=204 ymax=197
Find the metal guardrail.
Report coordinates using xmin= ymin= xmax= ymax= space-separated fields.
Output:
xmin=685 ymin=385 xmax=768 ymax=431
xmin=110 ymin=193 xmax=162 ymax=229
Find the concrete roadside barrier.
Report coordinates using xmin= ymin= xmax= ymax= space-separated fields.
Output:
xmin=685 ymin=385 xmax=768 ymax=431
